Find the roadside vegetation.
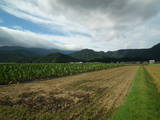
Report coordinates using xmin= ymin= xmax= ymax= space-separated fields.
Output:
xmin=112 ymin=66 xmax=160 ymax=120
xmin=0 ymin=63 xmax=124 ymax=85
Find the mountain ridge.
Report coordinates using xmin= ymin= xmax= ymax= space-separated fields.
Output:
xmin=35 ymin=53 xmax=79 ymax=63
xmin=0 ymin=46 xmax=76 ymax=56
xmin=0 ymin=43 xmax=159 ymax=63
xmin=70 ymin=43 xmax=160 ymax=62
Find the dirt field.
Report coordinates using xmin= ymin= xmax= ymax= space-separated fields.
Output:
xmin=145 ymin=65 xmax=160 ymax=91
xmin=0 ymin=66 xmax=138 ymax=120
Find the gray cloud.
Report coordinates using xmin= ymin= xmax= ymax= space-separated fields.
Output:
xmin=57 ymin=0 xmax=160 ymax=24
xmin=0 ymin=29 xmax=18 ymax=46
xmin=0 ymin=26 xmax=90 ymax=50
xmin=0 ymin=27 xmax=61 ymax=49
xmin=0 ymin=0 xmax=160 ymax=51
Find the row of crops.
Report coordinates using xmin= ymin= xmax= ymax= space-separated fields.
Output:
xmin=0 ymin=63 xmax=125 ymax=84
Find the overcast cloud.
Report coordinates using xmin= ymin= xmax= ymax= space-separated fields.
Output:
xmin=0 ymin=0 xmax=160 ymax=51
xmin=58 ymin=0 xmax=160 ymax=21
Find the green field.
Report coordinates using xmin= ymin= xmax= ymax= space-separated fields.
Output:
xmin=112 ymin=66 xmax=160 ymax=120
xmin=0 ymin=63 xmax=124 ymax=84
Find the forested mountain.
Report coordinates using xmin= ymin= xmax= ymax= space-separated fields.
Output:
xmin=70 ymin=43 xmax=160 ymax=62
xmin=35 ymin=53 xmax=79 ymax=63
xmin=0 ymin=43 xmax=159 ymax=63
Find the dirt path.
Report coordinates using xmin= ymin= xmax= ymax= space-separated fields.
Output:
xmin=0 ymin=66 xmax=138 ymax=120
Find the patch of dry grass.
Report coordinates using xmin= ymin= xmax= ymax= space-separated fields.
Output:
xmin=145 ymin=65 xmax=160 ymax=91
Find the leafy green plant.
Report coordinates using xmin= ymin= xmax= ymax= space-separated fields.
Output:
xmin=0 ymin=63 xmax=124 ymax=84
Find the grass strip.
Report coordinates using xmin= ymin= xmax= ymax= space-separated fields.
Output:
xmin=111 ymin=66 xmax=160 ymax=120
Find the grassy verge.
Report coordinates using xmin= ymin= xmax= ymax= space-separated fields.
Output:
xmin=111 ymin=66 xmax=160 ymax=120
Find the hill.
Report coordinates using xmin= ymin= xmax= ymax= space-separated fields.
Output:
xmin=70 ymin=43 xmax=160 ymax=62
xmin=35 ymin=53 xmax=79 ymax=63
xmin=70 ymin=49 xmax=106 ymax=61
xmin=106 ymin=43 xmax=160 ymax=60
xmin=0 ymin=46 xmax=75 ymax=55
xmin=0 ymin=43 xmax=159 ymax=63
xmin=0 ymin=46 xmax=76 ymax=63
xmin=0 ymin=49 xmax=38 ymax=62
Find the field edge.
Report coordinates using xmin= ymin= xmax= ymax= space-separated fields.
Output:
xmin=111 ymin=66 xmax=160 ymax=120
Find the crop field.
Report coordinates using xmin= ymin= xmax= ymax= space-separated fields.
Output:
xmin=0 ymin=63 xmax=124 ymax=84
xmin=0 ymin=66 xmax=138 ymax=120
xmin=0 ymin=64 xmax=160 ymax=120
xmin=145 ymin=65 xmax=160 ymax=91
xmin=112 ymin=65 xmax=160 ymax=120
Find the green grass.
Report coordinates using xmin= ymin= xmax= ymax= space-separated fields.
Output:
xmin=112 ymin=66 xmax=160 ymax=120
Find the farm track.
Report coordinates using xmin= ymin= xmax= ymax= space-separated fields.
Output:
xmin=0 ymin=66 xmax=138 ymax=120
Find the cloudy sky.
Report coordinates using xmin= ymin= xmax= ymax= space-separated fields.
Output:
xmin=0 ymin=0 xmax=160 ymax=51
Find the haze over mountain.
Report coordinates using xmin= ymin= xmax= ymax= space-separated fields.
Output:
xmin=0 ymin=46 xmax=75 ymax=56
xmin=0 ymin=46 xmax=76 ymax=63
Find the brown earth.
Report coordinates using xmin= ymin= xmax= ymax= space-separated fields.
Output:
xmin=0 ymin=66 xmax=138 ymax=120
xmin=145 ymin=65 xmax=160 ymax=91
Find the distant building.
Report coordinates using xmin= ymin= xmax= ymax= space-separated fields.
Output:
xmin=149 ymin=60 xmax=155 ymax=64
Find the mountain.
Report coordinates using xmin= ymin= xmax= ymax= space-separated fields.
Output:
xmin=106 ymin=43 xmax=160 ymax=60
xmin=0 ymin=49 xmax=38 ymax=62
xmin=35 ymin=53 xmax=79 ymax=63
xmin=0 ymin=46 xmax=76 ymax=63
xmin=147 ymin=43 xmax=160 ymax=59
xmin=70 ymin=43 xmax=160 ymax=62
xmin=0 ymin=46 xmax=75 ymax=56
xmin=106 ymin=49 xmax=147 ymax=58
xmin=70 ymin=49 xmax=106 ymax=61
xmin=0 ymin=43 xmax=159 ymax=63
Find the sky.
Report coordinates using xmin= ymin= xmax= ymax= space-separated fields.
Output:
xmin=0 ymin=0 xmax=160 ymax=51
